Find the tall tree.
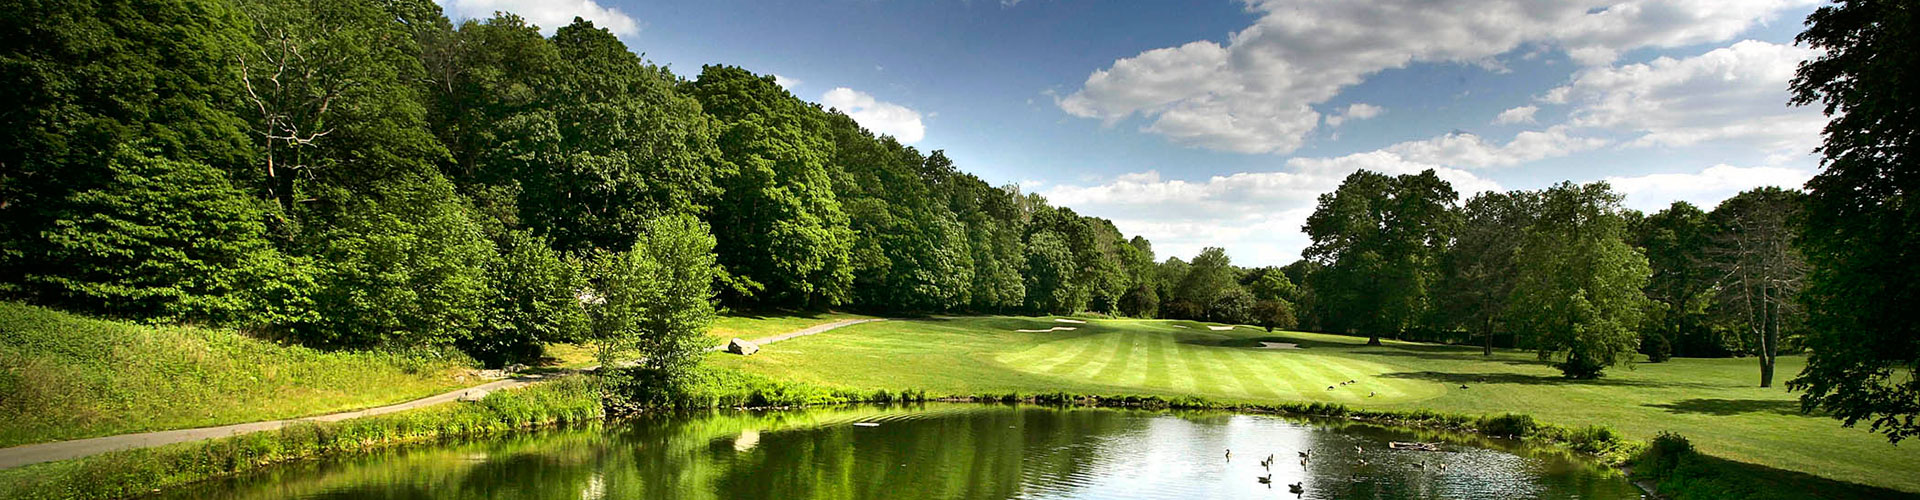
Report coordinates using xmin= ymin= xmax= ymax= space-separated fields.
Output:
xmin=0 ymin=0 xmax=256 ymax=299
xmin=1506 ymin=182 xmax=1651 ymax=379
xmin=1786 ymin=0 xmax=1920 ymax=443
xmin=687 ymin=66 xmax=854 ymax=308
xmin=1437 ymin=190 xmax=1538 ymax=355
xmin=1175 ymin=247 xmax=1238 ymax=321
xmin=1303 ymin=170 xmax=1458 ymax=344
xmin=1635 ymin=201 xmax=1718 ymax=358
xmin=1707 ymin=188 xmax=1808 ymax=387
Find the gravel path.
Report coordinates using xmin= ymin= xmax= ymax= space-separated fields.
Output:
xmin=0 ymin=318 xmax=885 ymax=470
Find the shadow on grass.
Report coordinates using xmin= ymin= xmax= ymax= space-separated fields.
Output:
xmin=1664 ymin=453 xmax=1920 ymax=500
xmin=1645 ymin=398 xmax=1817 ymax=417
xmin=1380 ymin=370 xmax=1689 ymax=388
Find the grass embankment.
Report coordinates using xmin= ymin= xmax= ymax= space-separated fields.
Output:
xmin=0 ymin=377 xmax=600 ymax=500
xmin=705 ymin=316 xmax=1920 ymax=495
xmin=0 ymin=303 xmax=475 ymax=447
xmin=541 ymin=310 xmax=876 ymax=369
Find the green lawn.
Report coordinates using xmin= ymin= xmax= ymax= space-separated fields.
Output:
xmin=0 ymin=303 xmax=474 ymax=448
xmin=705 ymin=315 xmax=1920 ymax=494
xmin=708 ymin=311 xmax=877 ymax=341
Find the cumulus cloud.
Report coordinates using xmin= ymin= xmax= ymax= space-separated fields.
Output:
xmin=436 ymin=0 xmax=640 ymax=36
xmin=772 ymin=74 xmax=802 ymax=90
xmin=1058 ymin=0 xmax=1813 ymax=154
xmin=1325 ymin=103 xmax=1385 ymax=127
xmin=1384 ymin=126 xmax=1607 ymax=168
xmin=1553 ymin=40 xmax=1824 ymax=153
xmin=1494 ymin=105 xmax=1539 ymax=124
xmin=1042 ymin=152 xmax=1500 ymax=265
xmin=1604 ymin=164 xmax=1815 ymax=212
xmin=821 ymin=87 xmax=927 ymax=144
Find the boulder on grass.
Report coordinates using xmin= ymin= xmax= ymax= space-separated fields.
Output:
xmin=727 ymin=338 xmax=760 ymax=355
xmin=458 ymin=389 xmax=489 ymax=402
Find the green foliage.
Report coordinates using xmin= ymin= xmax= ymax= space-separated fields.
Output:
xmin=1022 ymin=230 xmax=1082 ymax=314
xmin=1304 ymin=169 xmax=1458 ymax=343
xmin=1635 ymin=201 xmax=1720 ymax=357
xmin=1436 ymin=190 xmax=1538 ymax=353
xmin=0 ymin=0 xmax=256 ymax=298
xmin=22 ymin=147 xmax=312 ymax=327
xmin=1506 ymin=182 xmax=1650 ymax=378
xmin=305 ymin=172 xmax=494 ymax=349
xmin=582 ymin=214 xmax=721 ymax=377
xmin=1207 ymin=287 xmax=1256 ymax=325
xmin=602 ymin=364 xmax=919 ymax=412
xmin=464 ymin=229 xmax=587 ymax=367
xmin=1250 ymin=299 xmax=1297 ymax=332
xmin=1481 ymin=413 xmax=1539 ymax=437
xmin=1788 ymin=0 xmax=1920 ymax=444
xmin=1173 ymin=247 xmax=1238 ymax=318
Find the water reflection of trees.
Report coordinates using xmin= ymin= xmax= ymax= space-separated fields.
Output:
xmin=159 ymin=404 xmax=1638 ymax=500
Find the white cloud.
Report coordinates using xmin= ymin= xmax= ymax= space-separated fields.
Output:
xmin=1383 ymin=126 xmax=1607 ymax=168
xmin=1325 ymin=103 xmax=1385 ymax=127
xmin=1058 ymin=0 xmax=1813 ymax=154
xmin=1604 ymin=164 xmax=1815 ymax=212
xmin=820 ymin=87 xmax=927 ymax=144
xmin=1043 ymin=153 xmax=1499 ymax=265
xmin=772 ymin=74 xmax=802 ymax=91
xmin=436 ymin=0 xmax=640 ymax=36
xmin=1494 ymin=105 xmax=1539 ymax=124
xmin=1553 ymin=40 xmax=1823 ymax=153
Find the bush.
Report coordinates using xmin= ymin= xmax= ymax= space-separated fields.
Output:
xmin=1644 ymin=333 xmax=1673 ymax=363
xmin=1480 ymin=413 xmax=1538 ymax=437
xmin=1636 ymin=431 xmax=1696 ymax=476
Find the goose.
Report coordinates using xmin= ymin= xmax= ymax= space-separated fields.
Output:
xmin=1226 ymin=449 xmax=1232 ymax=460
xmin=1354 ymin=445 xmax=1364 ymax=453
xmin=1288 ymin=482 xmax=1304 ymax=494
xmin=1357 ymin=458 xmax=1370 ymax=466
xmin=1258 ymin=474 xmax=1273 ymax=485
xmin=1326 ymin=385 xmax=1335 ymax=391
xmin=1298 ymin=449 xmax=1311 ymax=458
xmin=1368 ymin=392 xmax=1376 ymax=398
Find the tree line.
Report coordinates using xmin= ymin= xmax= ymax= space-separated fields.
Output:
xmin=0 ymin=0 xmax=1178 ymax=370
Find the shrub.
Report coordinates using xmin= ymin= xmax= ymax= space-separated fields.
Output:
xmin=1636 ymin=431 xmax=1696 ymax=476
xmin=1480 ymin=413 xmax=1539 ymax=437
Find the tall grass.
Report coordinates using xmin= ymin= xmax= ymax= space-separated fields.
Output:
xmin=0 ymin=302 xmax=474 ymax=447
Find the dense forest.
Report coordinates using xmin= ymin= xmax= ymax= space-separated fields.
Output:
xmin=0 ymin=0 xmax=1910 ymax=439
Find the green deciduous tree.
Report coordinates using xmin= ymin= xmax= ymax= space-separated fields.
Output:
xmin=1634 ymin=201 xmax=1718 ymax=358
xmin=464 ymin=229 xmax=587 ymax=367
xmin=1506 ymin=182 xmax=1650 ymax=379
xmin=582 ymin=214 xmax=721 ymax=376
xmin=25 ymin=147 xmax=311 ymax=327
xmin=1304 ymin=169 xmax=1459 ymax=344
xmin=1785 ymin=0 xmax=1920 ymax=444
xmin=1437 ymin=190 xmax=1538 ymax=355
xmin=305 ymin=172 xmax=493 ymax=349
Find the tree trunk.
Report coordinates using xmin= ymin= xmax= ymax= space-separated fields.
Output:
xmin=1367 ymin=335 xmax=1381 ymax=346
xmin=1482 ymin=316 xmax=1494 ymax=356
xmin=1760 ymin=282 xmax=1779 ymax=388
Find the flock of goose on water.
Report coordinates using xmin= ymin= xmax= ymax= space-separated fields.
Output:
xmin=1228 ymin=441 xmax=1447 ymax=496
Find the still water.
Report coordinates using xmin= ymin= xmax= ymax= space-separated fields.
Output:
xmin=156 ymin=404 xmax=1641 ymax=499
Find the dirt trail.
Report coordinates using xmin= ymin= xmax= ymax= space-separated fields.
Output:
xmin=0 ymin=318 xmax=884 ymax=470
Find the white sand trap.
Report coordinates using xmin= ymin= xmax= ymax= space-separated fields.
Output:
xmin=1054 ymin=318 xmax=1087 ymax=324
xmin=1015 ymin=326 xmax=1079 ymax=333
xmin=1207 ymin=325 xmax=1235 ymax=331
xmin=1256 ymin=342 xmax=1302 ymax=350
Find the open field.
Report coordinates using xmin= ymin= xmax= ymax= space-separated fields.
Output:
xmin=705 ymin=316 xmax=1920 ymax=493
xmin=0 ymin=303 xmax=474 ymax=448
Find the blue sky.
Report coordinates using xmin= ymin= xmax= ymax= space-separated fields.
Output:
xmin=437 ymin=0 xmax=1828 ymax=266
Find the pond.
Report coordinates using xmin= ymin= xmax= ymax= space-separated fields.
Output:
xmin=154 ymin=404 xmax=1642 ymax=499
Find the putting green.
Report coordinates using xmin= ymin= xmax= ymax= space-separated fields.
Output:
xmin=992 ymin=322 xmax=1445 ymax=403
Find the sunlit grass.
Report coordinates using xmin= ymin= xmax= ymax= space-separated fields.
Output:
xmin=0 ymin=303 xmax=475 ymax=447
xmin=706 ymin=315 xmax=1920 ymax=493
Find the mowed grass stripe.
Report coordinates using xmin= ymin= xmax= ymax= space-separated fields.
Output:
xmin=1138 ymin=329 xmax=1172 ymax=389
xmin=1198 ymin=346 xmax=1279 ymax=399
xmin=1233 ymin=348 xmax=1326 ymax=401
xmin=1092 ymin=330 xmax=1144 ymax=385
xmin=1047 ymin=328 xmax=1126 ymax=378
xmin=1172 ymin=338 xmax=1220 ymax=393
xmin=1011 ymin=335 xmax=1092 ymax=374
xmin=1157 ymin=333 xmax=1203 ymax=393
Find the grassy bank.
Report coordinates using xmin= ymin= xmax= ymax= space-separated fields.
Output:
xmin=0 ymin=303 xmax=475 ymax=447
xmin=0 ymin=377 xmax=600 ymax=500
xmin=704 ymin=316 xmax=1920 ymax=493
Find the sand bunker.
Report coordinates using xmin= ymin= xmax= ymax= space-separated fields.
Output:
xmin=1207 ymin=325 xmax=1235 ymax=331
xmin=1054 ymin=318 xmax=1087 ymax=324
xmin=1255 ymin=341 xmax=1301 ymax=350
xmin=1016 ymin=326 xmax=1079 ymax=333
